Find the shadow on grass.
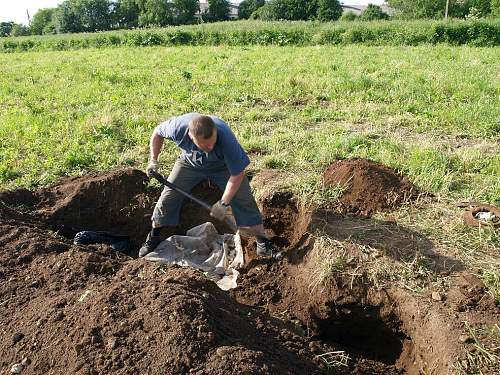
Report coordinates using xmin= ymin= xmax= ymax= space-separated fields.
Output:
xmin=288 ymin=209 xmax=465 ymax=275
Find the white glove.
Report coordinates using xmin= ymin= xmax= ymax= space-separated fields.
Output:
xmin=146 ymin=160 xmax=159 ymax=177
xmin=210 ymin=200 xmax=229 ymax=221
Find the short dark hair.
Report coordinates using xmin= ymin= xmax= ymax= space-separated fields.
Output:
xmin=188 ymin=115 xmax=216 ymax=139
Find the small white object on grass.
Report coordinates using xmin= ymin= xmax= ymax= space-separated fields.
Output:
xmin=475 ymin=211 xmax=496 ymax=222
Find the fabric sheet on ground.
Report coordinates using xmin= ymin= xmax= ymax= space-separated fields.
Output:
xmin=144 ymin=222 xmax=244 ymax=290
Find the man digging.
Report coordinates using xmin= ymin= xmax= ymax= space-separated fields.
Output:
xmin=139 ymin=113 xmax=280 ymax=259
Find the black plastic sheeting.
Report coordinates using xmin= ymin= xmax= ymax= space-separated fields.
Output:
xmin=74 ymin=231 xmax=130 ymax=252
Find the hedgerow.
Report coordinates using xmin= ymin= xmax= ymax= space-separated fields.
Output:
xmin=1 ymin=19 xmax=498 ymax=52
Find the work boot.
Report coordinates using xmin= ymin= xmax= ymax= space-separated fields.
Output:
xmin=138 ymin=232 xmax=162 ymax=257
xmin=256 ymin=238 xmax=283 ymax=259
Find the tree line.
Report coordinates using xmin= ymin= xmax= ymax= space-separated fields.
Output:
xmin=388 ymin=0 xmax=499 ymax=19
xmin=248 ymin=0 xmax=499 ymax=21
xmin=1 ymin=0 xmax=499 ymax=38
xmin=1 ymin=0 xmax=232 ymax=37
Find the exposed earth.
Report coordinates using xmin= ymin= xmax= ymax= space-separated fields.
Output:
xmin=0 ymin=159 xmax=498 ymax=374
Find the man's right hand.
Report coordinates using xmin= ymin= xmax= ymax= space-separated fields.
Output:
xmin=146 ymin=160 xmax=159 ymax=177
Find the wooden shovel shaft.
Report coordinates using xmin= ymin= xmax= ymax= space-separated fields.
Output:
xmin=150 ymin=170 xmax=212 ymax=211
xmin=150 ymin=171 xmax=238 ymax=232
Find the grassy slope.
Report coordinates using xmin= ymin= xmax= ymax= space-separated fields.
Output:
xmin=1 ymin=45 xmax=498 ymax=203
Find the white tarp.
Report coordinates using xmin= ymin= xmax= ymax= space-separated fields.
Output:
xmin=144 ymin=222 xmax=244 ymax=290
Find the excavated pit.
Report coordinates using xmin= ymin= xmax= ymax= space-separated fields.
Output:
xmin=234 ymin=188 xmax=417 ymax=373
xmin=312 ymin=304 xmax=408 ymax=366
xmin=2 ymin=162 xmax=496 ymax=374
xmin=233 ymin=162 xmax=484 ymax=374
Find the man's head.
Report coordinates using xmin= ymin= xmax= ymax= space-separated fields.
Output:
xmin=188 ymin=115 xmax=217 ymax=153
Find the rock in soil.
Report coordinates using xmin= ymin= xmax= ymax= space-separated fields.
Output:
xmin=458 ymin=335 xmax=473 ymax=344
xmin=10 ymin=364 xmax=23 ymax=374
xmin=11 ymin=333 xmax=24 ymax=344
xmin=432 ymin=292 xmax=442 ymax=301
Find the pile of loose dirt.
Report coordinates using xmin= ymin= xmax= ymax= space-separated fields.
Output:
xmin=0 ymin=168 xmax=236 ymax=254
xmin=0 ymin=168 xmax=152 ymax=252
xmin=322 ymin=158 xmax=419 ymax=216
xmin=0 ymin=238 xmax=320 ymax=374
xmin=0 ymin=170 xmax=323 ymax=375
xmin=1 ymin=166 xmax=498 ymax=375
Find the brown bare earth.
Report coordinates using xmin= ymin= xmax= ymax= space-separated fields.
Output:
xmin=1 ymin=160 xmax=498 ymax=375
xmin=322 ymin=158 xmax=420 ymax=216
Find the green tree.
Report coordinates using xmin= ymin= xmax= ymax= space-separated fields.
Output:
xmin=492 ymin=0 xmax=500 ymax=17
xmin=249 ymin=3 xmax=273 ymax=19
xmin=359 ymin=4 xmax=389 ymax=20
xmin=205 ymin=0 xmax=230 ymax=22
xmin=387 ymin=0 xmax=491 ymax=19
xmin=387 ymin=0 xmax=442 ymax=19
xmin=53 ymin=0 xmax=113 ymax=33
xmin=10 ymin=24 xmax=30 ymax=37
xmin=317 ymin=0 xmax=342 ymax=21
xmin=0 ymin=22 xmax=14 ymax=37
xmin=43 ymin=23 xmax=57 ymax=34
xmin=468 ymin=0 xmax=491 ymax=15
xmin=340 ymin=11 xmax=358 ymax=21
xmin=172 ymin=0 xmax=199 ymax=24
xmin=238 ymin=0 xmax=265 ymax=19
xmin=77 ymin=0 xmax=113 ymax=31
xmin=53 ymin=1 xmax=83 ymax=33
xmin=138 ymin=0 xmax=174 ymax=26
xmin=113 ymin=0 xmax=140 ymax=28
xmin=249 ymin=0 xmax=318 ymax=21
xmin=30 ymin=8 xmax=56 ymax=35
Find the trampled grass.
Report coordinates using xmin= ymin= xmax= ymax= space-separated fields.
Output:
xmin=0 ymin=45 xmax=498 ymax=205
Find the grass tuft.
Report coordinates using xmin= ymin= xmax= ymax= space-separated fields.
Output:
xmin=308 ymin=236 xmax=348 ymax=292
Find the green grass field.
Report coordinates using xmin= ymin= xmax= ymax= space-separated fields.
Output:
xmin=1 ymin=45 xmax=498 ymax=204
xmin=1 ymin=40 xmax=499 ymax=371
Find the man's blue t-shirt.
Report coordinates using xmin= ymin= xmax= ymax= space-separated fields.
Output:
xmin=155 ymin=113 xmax=250 ymax=176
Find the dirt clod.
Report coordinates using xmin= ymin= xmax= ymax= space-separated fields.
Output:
xmin=432 ymin=292 xmax=442 ymax=301
xmin=10 ymin=364 xmax=23 ymax=374
xmin=458 ymin=335 xmax=473 ymax=344
xmin=12 ymin=332 xmax=24 ymax=344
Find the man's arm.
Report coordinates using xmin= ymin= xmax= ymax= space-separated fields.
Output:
xmin=150 ymin=130 xmax=164 ymax=161
xmin=221 ymin=171 xmax=245 ymax=204
xmin=210 ymin=170 xmax=245 ymax=221
xmin=146 ymin=130 xmax=165 ymax=177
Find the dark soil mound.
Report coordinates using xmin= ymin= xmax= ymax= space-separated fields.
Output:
xmin=0 ymin=168 xmax=235 ymax=253
xmin=2 ymin=167 xmax=497 ymax=375
xmin=322 ymin=158 xmax=419 ymax=216
xmin=0 ymin=168 xmax=151 ymax=251
xmin=0 ymin=209 xmax=320 ymax=375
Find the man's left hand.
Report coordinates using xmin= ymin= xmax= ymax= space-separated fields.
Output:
xmin=210 ymin=200 xmax=229 ymax=220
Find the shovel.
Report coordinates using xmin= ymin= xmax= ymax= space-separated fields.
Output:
xmin=149 ymin=170 xmax=237 ymax=232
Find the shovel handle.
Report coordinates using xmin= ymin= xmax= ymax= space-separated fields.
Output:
xmin=150 ymin=170 xmax=237 ymax=232
xmin=150 ymin=170 xmax=212 ymax=211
